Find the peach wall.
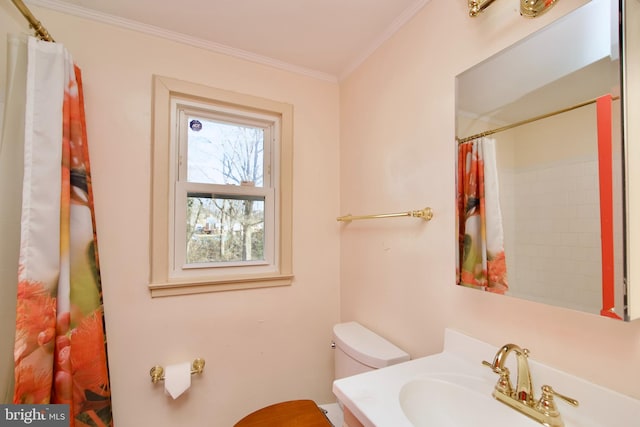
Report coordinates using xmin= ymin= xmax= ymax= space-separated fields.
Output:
xmin=340 ymin=0 xmax=640 ymax=402
xmin=0 ymin=4 xmax=340 ymax=426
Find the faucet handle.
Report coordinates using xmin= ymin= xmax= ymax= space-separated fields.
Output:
xmin=482 ymin=359 xmax=504 ymax=374
xmin=482 ymin=360 xmax=513 ymax=395
xmin=536 ymin=385 xmax=579 ymax=416
xmin=482 ymin=359 xmax=497 ymax=371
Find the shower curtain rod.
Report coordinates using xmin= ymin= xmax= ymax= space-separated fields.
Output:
xmin=11 ymin=0 xmax=55 ymax=42
xmin=456 ymin=95 xmax=619 ymax=144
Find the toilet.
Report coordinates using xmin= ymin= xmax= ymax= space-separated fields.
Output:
xmin=234 ymin=321 xmax=410 ymax=427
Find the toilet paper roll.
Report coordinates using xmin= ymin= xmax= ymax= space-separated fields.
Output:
xmin=164 ymin=362 xmax=191 ymax=399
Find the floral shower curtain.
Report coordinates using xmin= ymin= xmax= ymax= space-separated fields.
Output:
xmin=457 ymin=137 xmax=508 ymax=294
xmin=8 ymin=36 xmax=113 ymax=426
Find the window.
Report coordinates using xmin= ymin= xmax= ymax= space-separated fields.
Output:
xmin=150 ymin=76 xmax=293 ymax=296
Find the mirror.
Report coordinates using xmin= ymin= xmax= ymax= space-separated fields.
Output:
xmin=455 ymin=0 xmax=637 ymax=319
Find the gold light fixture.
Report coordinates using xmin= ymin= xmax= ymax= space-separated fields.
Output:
xmin=468 ymin=0 xmax=559 ymax=18
xmin=520 ymin=0 xmax=559 ymax=17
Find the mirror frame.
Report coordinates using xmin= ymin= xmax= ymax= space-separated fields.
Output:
xmin=622 ymin=0 xmax=639 ymax=320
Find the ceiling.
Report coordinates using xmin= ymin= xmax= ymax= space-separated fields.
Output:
xmin=25 ymin=0 xmax=431 ymax=81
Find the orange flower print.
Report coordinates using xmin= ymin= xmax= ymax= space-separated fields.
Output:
xmin=487 ymin=251 xmax=508 ymax=294
xmin=70 ymin=311 xmax=111 ymax=414
xmin=14 ymin=280 xmax=57 ymax=365
xmin=13 ymin=364 xmax=51 ymax=404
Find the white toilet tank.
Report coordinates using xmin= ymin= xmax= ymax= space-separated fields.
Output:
xmin=333 ymin=321 xmax=410 ymax=379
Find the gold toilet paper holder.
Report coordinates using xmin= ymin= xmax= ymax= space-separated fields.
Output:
xmin=150 ymin=358 xmax=206 ymax=384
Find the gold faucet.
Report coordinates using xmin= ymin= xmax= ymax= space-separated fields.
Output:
xmin=483 ymin=344 xmax=579 ymax=427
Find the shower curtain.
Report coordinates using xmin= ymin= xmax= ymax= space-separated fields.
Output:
xmin=457 ymin=137 xmax=508 ymax=294
xmin=1 ymin=35 xmax=113 ymax=426
xmin=0 ymin=34 xmax=27 ymax=405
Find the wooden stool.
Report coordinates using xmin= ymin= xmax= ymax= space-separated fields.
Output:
xmin=234 ymin=399 xmax=332 ymax=426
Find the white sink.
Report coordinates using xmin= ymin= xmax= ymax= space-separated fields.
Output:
xmin=332 ymin=329 xmax=640 ymax=427
xmin=399 ymin=374 xmax=538 ymax=427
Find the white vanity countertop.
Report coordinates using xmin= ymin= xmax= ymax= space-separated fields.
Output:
xmin=332 ymin=328 xmax=640 ymax=427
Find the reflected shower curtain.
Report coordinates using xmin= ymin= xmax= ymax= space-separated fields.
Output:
xmin=457 ymin=137 xmax=508 ymax=294
xmin=7 ymin=36 xmax=113 ymax=426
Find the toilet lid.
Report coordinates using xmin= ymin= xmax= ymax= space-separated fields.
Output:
xmin=333 ymin=322 xmax=410 ymax=369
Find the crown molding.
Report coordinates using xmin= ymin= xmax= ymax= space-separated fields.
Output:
xmin=24 ymin=0 xmax=338 ymax=82
xmin=339 ymin=0 xmax=431 ymax=81
xmin=24 ymin=0 xmax=431 ymax=83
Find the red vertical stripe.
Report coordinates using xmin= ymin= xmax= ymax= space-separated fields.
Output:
xmin=597 ymin=94 xmax=621 ymax=320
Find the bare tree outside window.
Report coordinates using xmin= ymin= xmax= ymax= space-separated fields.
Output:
xmin=185 ymin=117 xmax=266 ymax=264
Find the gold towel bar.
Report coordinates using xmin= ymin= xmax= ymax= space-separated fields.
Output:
xmin=337 ymin=207 xmax=433 ymax=222
xmin=149 ymin=358 xmax=205 ymax=384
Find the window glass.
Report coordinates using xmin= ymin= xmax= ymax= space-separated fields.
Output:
xmin=186 ymin=116 xmax=265 ymax=187
xmin=186 ymin=193 xmax=265 ymax=264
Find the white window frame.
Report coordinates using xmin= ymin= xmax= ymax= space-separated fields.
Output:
xmin=150 ymin=76 xmax=293 ymax=297
xmin=171 ymin=100 xmax=276 ymax=274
